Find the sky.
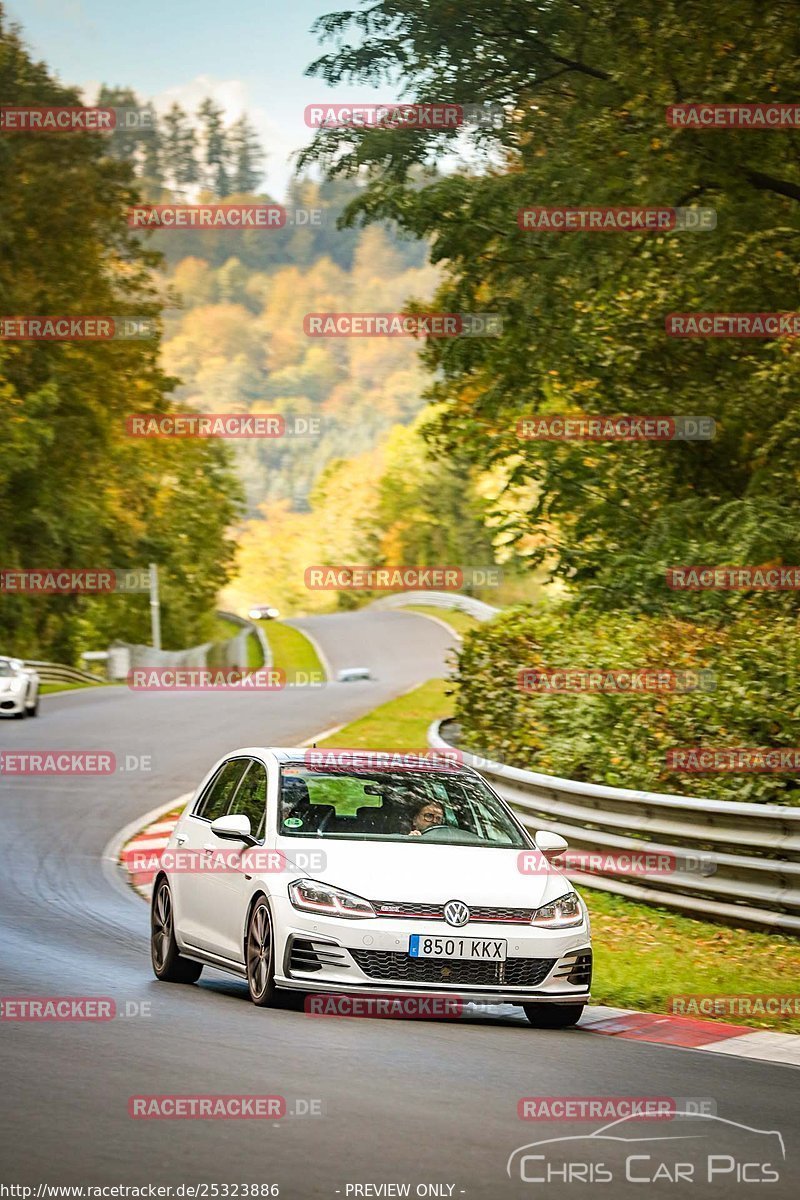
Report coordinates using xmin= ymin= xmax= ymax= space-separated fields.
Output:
xmin=6 ymin=0 xmax=387 ymax=196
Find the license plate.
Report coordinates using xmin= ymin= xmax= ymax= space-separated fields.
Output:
xmin=408 ymin=935 xmax=507 ymax=961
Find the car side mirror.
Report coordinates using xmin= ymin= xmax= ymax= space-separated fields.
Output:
xmin=534 ymin=831 xmax=569 ymax=862
xmin=210 ymin=814 xmax=257 ymax=846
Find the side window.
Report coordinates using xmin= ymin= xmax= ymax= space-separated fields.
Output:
xmin=193 ymin=764 xmax=224 ymax=816
xmin=195 ymin=759 xmax=249 ymax=822
xmin=227 ymin=759 xmax=268 ymax=838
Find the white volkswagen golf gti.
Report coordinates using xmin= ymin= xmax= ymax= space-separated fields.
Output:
xmin=150 ymin=749 xmax=592 ymax=1026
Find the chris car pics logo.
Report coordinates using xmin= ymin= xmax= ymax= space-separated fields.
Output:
xmin=507 ymin=1113 xmax=784 ymax=1185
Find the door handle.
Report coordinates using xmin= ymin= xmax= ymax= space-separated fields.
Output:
xmin=203 ymin=843 xmax=239 ymax=857
xmin=175 ymin=836 xmax=186 ymax=845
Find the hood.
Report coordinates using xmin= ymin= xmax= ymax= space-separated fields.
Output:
xmin=0 ymin=676 xmax=24 ymax=694
xmin=275 ymin=836 xmax=568 ymax=910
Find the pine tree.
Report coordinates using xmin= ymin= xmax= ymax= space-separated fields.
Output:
xmin=162 ymin=103 xmax=200 ymax=196
xmin=197 ymin=98 xmax=231 ymax=198
xmin=96 ymin=84 xmax=141 ymax=167
xmin=138 ymin=101 xmax=162 ymax=193
xmin=230 ymin=115 xmax=264 ymax=194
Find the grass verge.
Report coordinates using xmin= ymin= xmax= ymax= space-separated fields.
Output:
xmin=317 ymin=678 xmax=450 ymax=750
xmin=315 ymin=681 xmax=800 ymax=1033
xmin=406 ymin=605 xmax=481 ymax=638
xmin=263 ymin=620 xmax=325 ymax=684
xmin=40 ymin=679 xmax=109 ymax=694
xmin=587 ymin=890 xmax=800 ymax=1033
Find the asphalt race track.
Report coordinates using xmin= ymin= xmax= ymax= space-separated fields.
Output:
xmin=0 ymin=609 xmax=797 ymax=1198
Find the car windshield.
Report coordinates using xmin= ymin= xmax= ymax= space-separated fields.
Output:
xmin=278 ymin=765 xmax=529 ymax=847
xmin=0 ymin=661 xmax=17 ymax=677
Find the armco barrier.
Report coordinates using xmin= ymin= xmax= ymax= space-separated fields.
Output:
xmin=428 ymin=719 xmax=800 ymax=933
xmin=371 ymin=590 xmax=500 ymax=622
xmin=23 ymin=660 xmax=104 ymax=686
xmin=216 ymin=610 xmax=272 ymax=670
xmin=110 ymin=611 xmax=272 ymax=677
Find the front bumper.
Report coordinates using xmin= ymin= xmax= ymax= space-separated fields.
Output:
xmin=0 ymin=691 xmax=25 ymax=716
xmin=273 ymin=902 xmax=592 ymax=1005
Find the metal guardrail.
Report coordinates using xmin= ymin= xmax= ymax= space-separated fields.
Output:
xmin=428 ymin=719 xmax=800 ymax=933
xmin=371 ymin=590 xmax=500 ymax=621
xmin=23 ymin=660 xmax=104 ymax=686
xmin=216 ymin=611 xmax=272 ymax=670
xmin=110 ymin=612 xmax=272 ymax=678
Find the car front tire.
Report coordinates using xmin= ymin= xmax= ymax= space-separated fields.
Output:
xmin=523 ymin=1003 xmax=585 ymax=1028
xmin=246 ymin=898 xmax=277 ymax=1007
xmin=150 ymin=877 xmax=203 ymax=984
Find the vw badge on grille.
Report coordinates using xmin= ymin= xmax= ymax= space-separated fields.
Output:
xmin=443 ymin=899 xmax=470 ymax=927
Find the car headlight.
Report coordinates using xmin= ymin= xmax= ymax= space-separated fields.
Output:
xmin=288 ymin=879 xmax=376 ymax=919
xmin=531 ymin=891 xmax=584 ymax=929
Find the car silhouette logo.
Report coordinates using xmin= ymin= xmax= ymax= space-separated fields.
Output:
xmin=506 ymin=1112 xmax=786 ymax=1181
xmin=444 ymin=900 xmax=470 ymax=927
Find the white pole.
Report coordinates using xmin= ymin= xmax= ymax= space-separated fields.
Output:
xmin=149 ymin=562 xmax=161 ymax=650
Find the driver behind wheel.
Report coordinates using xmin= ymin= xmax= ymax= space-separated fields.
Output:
xmin=408 ymin=799 xmax=446 ymax=836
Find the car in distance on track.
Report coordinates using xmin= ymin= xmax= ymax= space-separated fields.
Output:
xmin=0 ymin=656 xmax=40 ymax=719
xmin=247 ymin=604 xmax=280 ymax=620
xmin=151 ymin=749 xmax=592 ymax=1026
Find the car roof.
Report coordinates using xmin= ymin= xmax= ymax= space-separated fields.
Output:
xmin=225 ymin=747 xmax=480 ymax=777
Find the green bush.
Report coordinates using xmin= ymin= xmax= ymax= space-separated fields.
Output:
xmin=453 ymin=604 xmax=800 ymax=804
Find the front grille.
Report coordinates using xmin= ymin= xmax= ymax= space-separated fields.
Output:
xmin=350 ymin=950 xmax=555 ymax=988
xmin=473 ymin=905 xmax=534 ymax=924
xmin=372 ymin=900 xmax=535 ymax=925
xmin=374 ymin=902 xmax=442 ymax=918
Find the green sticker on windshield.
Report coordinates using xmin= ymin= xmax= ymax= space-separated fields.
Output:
xmin=284 ymin=817 xmax=303 ymax=828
